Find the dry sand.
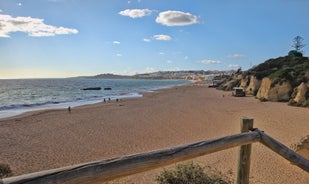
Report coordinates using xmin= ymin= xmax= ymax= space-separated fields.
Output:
xmin=0 ymin=84 xmax=308 ymax=183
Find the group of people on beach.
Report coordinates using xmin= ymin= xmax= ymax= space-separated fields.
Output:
xmin=67 ymin=98 xmax=121 ymax=112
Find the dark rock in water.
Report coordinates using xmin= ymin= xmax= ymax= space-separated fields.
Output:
xmin=104 ymin=87 xmax=112 ymax=90
xmin=82 ymin=87 xmax=102 ymax=90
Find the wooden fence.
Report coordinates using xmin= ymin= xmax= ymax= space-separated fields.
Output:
xmin=1 ymin=117 xmax=309 ymax=184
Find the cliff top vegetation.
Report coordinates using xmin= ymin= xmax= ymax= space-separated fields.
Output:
xmin=246 ymin=56 xmax=309 ymax=87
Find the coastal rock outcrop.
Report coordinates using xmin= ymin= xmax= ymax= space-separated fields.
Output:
xmin=240 ymin=76 xmax=249 ymax=88
xmin=217 ymin=56 xmax=308 ymax=107
xmin=290 ymin=135 xmax=309 ymax=159
xmin=81 ymin=87 xmax=102 ymax=90
xmin=256 ymin=77 xmax=292 ymax=101
xmin=245 ymin=76 xmax=261 ymax=95
xmin=289 ymin=82 xmax=309 ymax=106
xmin=217 ymin=74 xmax=242 ymax=91
xmin=256 ymin=78 xmax=272 ymax=100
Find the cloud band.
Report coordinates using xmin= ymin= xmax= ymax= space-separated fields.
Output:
xmin=0 ymin=14 xmax=78 ymax=38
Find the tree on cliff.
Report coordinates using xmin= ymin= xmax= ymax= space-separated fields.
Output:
xmin=289 ymin=36 xmax=305 ymax=57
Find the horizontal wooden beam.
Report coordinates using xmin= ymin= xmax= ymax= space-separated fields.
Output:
xmin=1 ymin=132 xmax=261 ymax=184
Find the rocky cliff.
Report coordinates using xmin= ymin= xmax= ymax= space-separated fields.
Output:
xmin=245 ymin=76 xmax=261 ymax=95
xmin=218 ymin=56 xmax=309 ymax=107
xmin=217 ymin=74 xmax=242 ymax=91
xmin=289 ymin=82 xmax=309 ymax=107
xmin=256 ymin=78 xmax=292 ymax=101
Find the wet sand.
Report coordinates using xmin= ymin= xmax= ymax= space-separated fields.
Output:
xmin=0 ymin=84 xmax=308 ymax=183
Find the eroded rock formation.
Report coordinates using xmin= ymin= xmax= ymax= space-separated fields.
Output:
xmin=289 ymin=82 xmax=309 ymax=106
xmin=245 ymin=76 xmax=261 ymax=95
xmin=256 ymin=78 xmax=292 ymax=101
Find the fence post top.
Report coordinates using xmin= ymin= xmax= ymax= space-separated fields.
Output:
xmin=240 ymin=117 xmax=254 ymax=133
xmin=241 ymin=117 xmax=254 ymax=120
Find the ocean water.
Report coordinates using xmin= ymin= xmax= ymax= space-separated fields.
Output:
xmin=0 ymin=78 xmax=190 ymax=119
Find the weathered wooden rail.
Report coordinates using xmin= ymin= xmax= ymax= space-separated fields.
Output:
xmin=1 ymin=117 xmax=309 ymax=184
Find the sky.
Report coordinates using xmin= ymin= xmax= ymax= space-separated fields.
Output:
xmin=0 ymin=0 xmax=309 ymax=79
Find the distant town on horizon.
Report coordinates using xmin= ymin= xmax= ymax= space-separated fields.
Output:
xmin=78 ymin=70 xmax=236 ymax=80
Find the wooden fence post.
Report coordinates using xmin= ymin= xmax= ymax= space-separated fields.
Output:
xmin=236 ymin=117 xmax=254 ymax=184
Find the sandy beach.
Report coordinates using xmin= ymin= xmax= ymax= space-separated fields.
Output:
xmin=0 ymin=84 xmax=308 ymax=183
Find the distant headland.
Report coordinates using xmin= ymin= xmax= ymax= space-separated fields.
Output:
xmin=77 ymin=70 xmax=235 ymax=80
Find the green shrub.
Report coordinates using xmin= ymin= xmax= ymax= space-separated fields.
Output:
xmin=247 ymin=56 xmax=309 ymax=82
xmin=288 ymin=50 xmax=303 ymax=57
xmin=0 ymin=163 xmax=13 ymax=179
xmin=155 ymin=162 xmax=232 ymax=184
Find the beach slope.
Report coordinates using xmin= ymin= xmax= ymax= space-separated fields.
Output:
xmin=0 ymin=85 xmax=308 ymax=183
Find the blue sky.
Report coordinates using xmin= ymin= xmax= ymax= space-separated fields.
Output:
xmin=0 ymin=0 xmax=308 ymax=78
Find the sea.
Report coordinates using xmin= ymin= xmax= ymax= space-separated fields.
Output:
xmin=0 ymin=78 xmax=191 ymax=119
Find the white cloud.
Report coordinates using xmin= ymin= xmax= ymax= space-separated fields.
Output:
xmin=17 ymin=3 xmax=22 ymax=6
xmin=159 ymin=52 xmax=165 ymax=55
xmin=113 ymin=41 xmax=121 ymax=45
xmin=184 ymin=56 xmax=189 ymax=60
xmin=116 ymin=53 xmax=122 ymax=57
xmin=119 ymin=9 xmax=152 ymax=18
xmin=228 ymin=64 xmax=240 ymax=69
xmin=156 ymin=10 xmax=198 ymax=26
xmin=200 ymin=59 xmax=221 ymax=64
xmin=166 ymin=60 xmax=173 ymax=64
xmin=228 ymin=54 xmax=245 ymax=58
xmin=0 ymin=14 xmax=78 ymax=38
xmin=153 ymin=34 xmax=172 ymax=41
xmin=143 ymin=38 xmax=151 ymax=42
xmin=0 ymin=9 xmax=3 ymax=13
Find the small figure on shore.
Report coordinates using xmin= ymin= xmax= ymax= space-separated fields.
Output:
xmin=116 ymin=98 xmax=119 ymax=102
xmin=108 ymin=98 xmax=111 ymax=101
xmin=104 ymin=98 xmax=106 ymax=102
xmin=68 ymin=106 xmax=71 ymax=113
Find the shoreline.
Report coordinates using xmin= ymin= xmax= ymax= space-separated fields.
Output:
xmin=0 ymin=95 xmax=141 ymax=121
xmin=0 ymin=82 xmax=191 ymax=121
xmin=0 ymin=84 xmax=308 ymax=183
xmin=0 ymin=78 xmax=190 ymax=120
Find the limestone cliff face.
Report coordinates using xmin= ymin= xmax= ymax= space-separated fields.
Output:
xmin=256 ymin=77 xmax=292 ymax=101
xmin=218 ymin=74 xmax=242 ymax=91
xmin=269 ymin=81 xmax=292 ymax=101
xmin=291 ymin=82 xmax=309 ymax=106
xmin=245 ymin=76 xmax=261 ymax=95
xmin=218 ymin=56 xmax=308 ymax=107
xmin=256 ymin=78 xmax=271 ymax=100
xmin=293 ymin=83 xmax=308 ymax=103
xmin=240 ymin=76 xmax=249 ymax=88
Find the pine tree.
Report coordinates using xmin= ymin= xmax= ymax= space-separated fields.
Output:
xmin=289 ymin=36 xmax=305 ymax=57
xmin=293 ymin=36 xmax=305 ymax=52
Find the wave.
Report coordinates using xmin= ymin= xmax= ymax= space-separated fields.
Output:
xmin=0 ymin=101 xmax=63 ymax=111
xmin=0 ymin=92 xmax=142 ymax=112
